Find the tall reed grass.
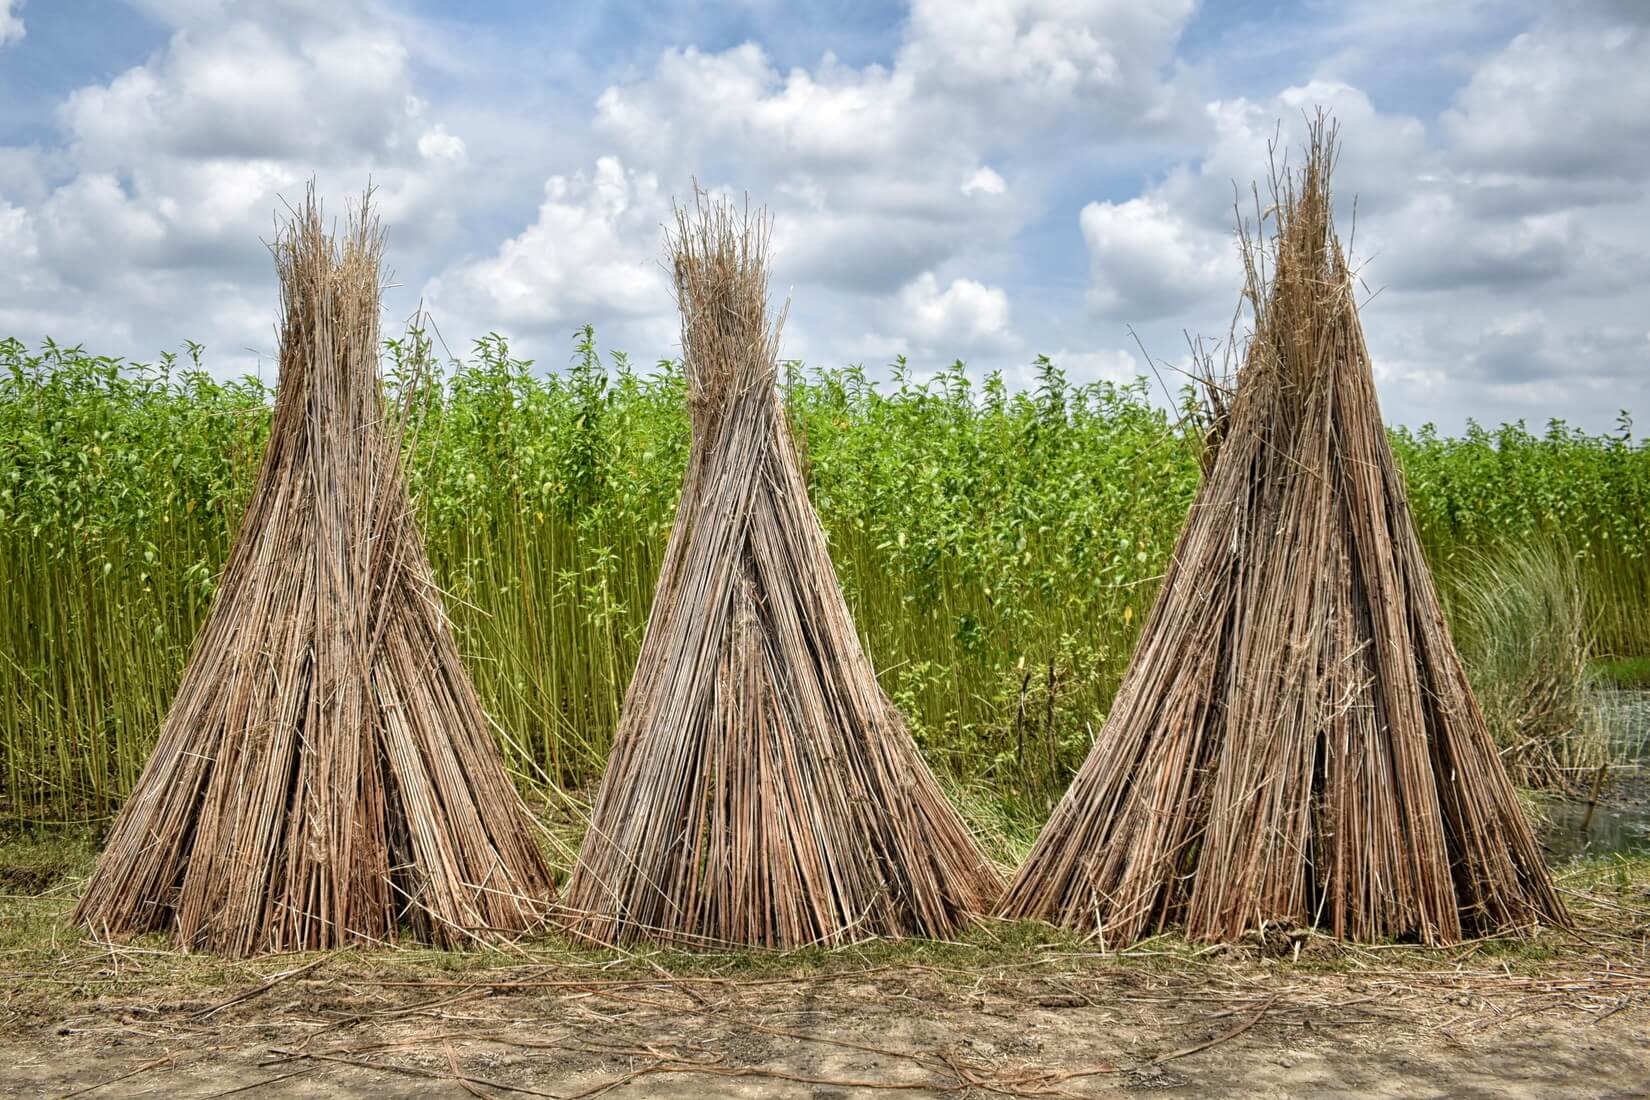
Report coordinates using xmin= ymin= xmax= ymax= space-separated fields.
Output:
xmin=2 ymin=333 xmax=1646 ymax=824
xmin=1395 ymin=417 xmax=1650 ymax=656
xmin=1444 ymin=540 xmax=1606 ymax=789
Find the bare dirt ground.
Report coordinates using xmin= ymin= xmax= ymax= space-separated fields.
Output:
xmin=4 ymin=924 xmax=1649 ymax=1099
xmin=3 ymin=845 xmax=1648 ymax=1098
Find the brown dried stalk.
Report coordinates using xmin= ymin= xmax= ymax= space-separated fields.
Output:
xmin=1000 ymin=117 xmax=1566 ymax=945
xmin=560 ymin=192 xmax=1000 ymax=948
xmin=73 ymin=187 xmax=554 ymax=956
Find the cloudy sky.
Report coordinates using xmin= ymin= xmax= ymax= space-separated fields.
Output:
xmin=0 ymin=0 xmax=1644 ymax=431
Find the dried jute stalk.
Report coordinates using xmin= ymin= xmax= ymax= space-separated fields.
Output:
xmin=562 ymin=193 xmax=1000 ymax=949
xmin=74 ymin=188 xmax=554 ymax=956
xmin=1000 ymin=119 xmax=1566 ymax=946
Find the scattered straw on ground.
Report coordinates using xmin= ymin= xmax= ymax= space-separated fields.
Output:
xmin=5 ymin=837 xmax=1646 ymax=1097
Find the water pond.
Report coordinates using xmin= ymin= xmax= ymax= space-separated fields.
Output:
xmin=1542 ymin=689 xmax=1650 ymax=864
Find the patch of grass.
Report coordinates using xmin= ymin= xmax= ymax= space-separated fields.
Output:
xmin=1555 ymin=850 xmax=1650 ymax=896
xmin=1594 ymin=655 xmax=1650 ymax=689
xmin=0 ymin=827 xmax=97 ymax=895
xmin=7 ymin=832 xmax=1643 ymax=985
xmin=8 ymin=820 xmax=1642 ymax=991
xmin=0 ymin=829 xmax=96 ymax=956
xmin=1446 ymin=539 xmax=1608 ymax=789
xmin=943 ymin=778 xmax=1048 ymax=871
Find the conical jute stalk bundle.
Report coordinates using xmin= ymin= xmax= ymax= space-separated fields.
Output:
xmin=561 ymin=193 xmax=1000 ymax=949
xmin=73 ymin=189 xmax=554 ymax=956
xmin=999 ymin=119 xmax=1566 ymax=946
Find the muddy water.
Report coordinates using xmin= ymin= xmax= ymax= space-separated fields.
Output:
xmin=1542 ymin=688 xmax=1650 ymax=864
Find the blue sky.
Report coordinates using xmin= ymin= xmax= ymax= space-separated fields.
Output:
xmin=0 ymin=0 xmax=1645 ymax=431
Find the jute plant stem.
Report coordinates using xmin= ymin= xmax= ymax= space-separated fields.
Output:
xmin=999 ymin=118 xmax=1567 ymax=946
xmin=73 ymin=188 xmax=554 ymax=956
xmin=561 ymin=192 xmax=1000 ymax=948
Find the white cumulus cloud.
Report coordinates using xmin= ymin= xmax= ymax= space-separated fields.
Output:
xmin=0 ymin=1 xmax=1644 ymax=429
xmin=0 ymin=0 xmax=22 ymax=47
xmin=898 ymin=272 xmax=1014 ymax=348
xmin=424 ymin=157 xmax=674 ymax=350
xmin=1081 ymin=194 xmax=1234 ymax=321
xmin=0 ymin=1 xmax=472 ymax=373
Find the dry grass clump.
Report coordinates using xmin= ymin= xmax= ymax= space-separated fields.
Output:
xmin=72 ymin=189 xmax=554 ymax=956
xmin=561 ymin=193 xmax=1000 ymax=948
xmin=1000 ymin=119 xmax=1567 ymax=945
